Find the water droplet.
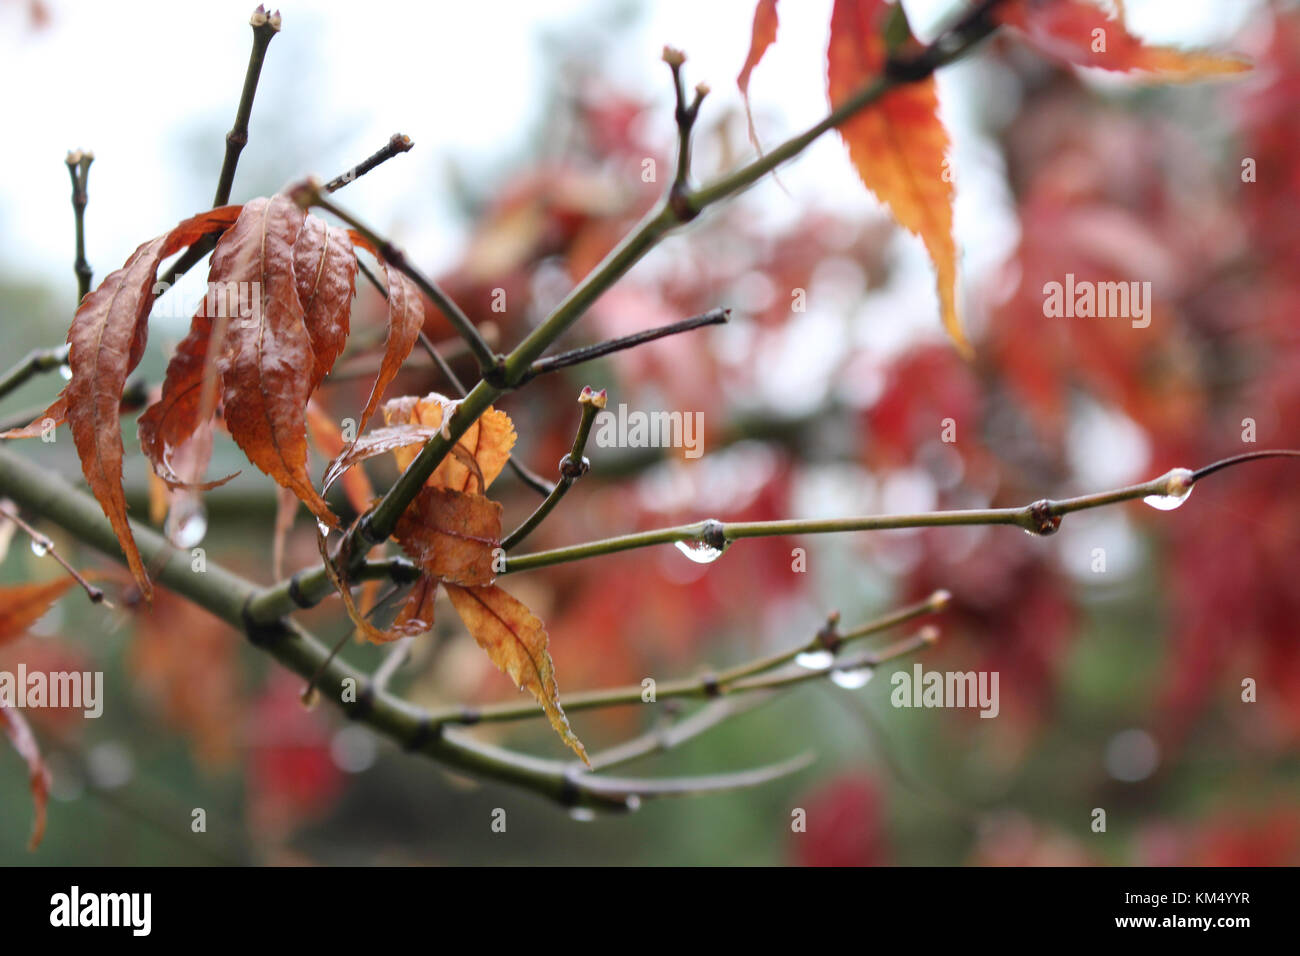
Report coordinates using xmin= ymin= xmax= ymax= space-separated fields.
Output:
xmin=568 ymin=807 xmax=596 ymax=823
xmin=58 ymin=364 xmax=73 ymax=381
xmin=1025 ymin=499 xmax=1062 ymax=536
xmin=316 ymin=518 xmax=331 ymax=537
xmin=624 ymin=794 xmax=642 ymax=813
xmin=795 ymin=650 xmax=834 ymax=670
xmin=1143 ymin=467 xmax=1195 ymax=511
xmin=166 ymin=500 xmax=207 ymax=549
xmin=674 ymin=539 xmax=725 ymax=564
xmin=831 ymin=667 xmax=873 ymax=689
xmin=673 ymin=519 xmax=729 ymax=564
xmin=1143 ymin=486 xmax=1193 ymax=511
xmin=29 ymin=538 xmax=48 ymax=557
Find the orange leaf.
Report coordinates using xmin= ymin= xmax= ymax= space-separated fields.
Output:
xmin=214 ymin=196 xmax=337 ymax=528
xmin=443 ymin=582 xmax=588 ymax=764
xmin=0 ymin=205 xmax=242 ymax=598
xmin=383 ymin=393 xmax=517 ymax=493
xmin=0 ymin=579 xmax=76 ymax=646
xmin=0 ymin=702 xmax=51 ymax=849
xmin=347 ymin=234 xmax=425 ymax=434
xmin=996 ymin=0 xmax=1250 ymax=79
xmin=738 ymin=0 xmax=780 ymax=150
xmin=827 ymin=0 xmax=968 ymax=356
xmin=394 ymin=487 xmax=502 ymax=587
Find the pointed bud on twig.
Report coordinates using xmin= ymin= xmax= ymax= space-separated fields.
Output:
xmin=928 ymin=589 xmax=952 ymax=612
xmin=662 ymin=46 xmax=685 ymax=67
xmin=578 ymin=386 xmax=608 ymax=410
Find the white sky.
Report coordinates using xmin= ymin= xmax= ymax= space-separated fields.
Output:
xmin=0 ymin=0 xmax=1257 ymax=321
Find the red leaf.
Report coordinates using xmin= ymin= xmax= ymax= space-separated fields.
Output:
xmin=738 ymin=0 xmax=781 ymax=149
xmin=997 ymin=0 xmax=1250 ymax=79
xmin=827 ymin=0 xmax=967 ymax=355
xmin=294 ymin=215 xmax=357 ymax=394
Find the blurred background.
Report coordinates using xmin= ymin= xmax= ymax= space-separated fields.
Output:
xmin=2 ymin=0 xmax=1298 ymax=865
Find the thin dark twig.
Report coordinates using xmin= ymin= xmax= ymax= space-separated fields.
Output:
xmin=1191 ymin=449 xmax=1300 ymax=483
xmin=519 ymin=308 xmax=730 ymax=384
xmin=324 ymin=133 xmax=413 ymax=193
xmin=65 ymin=149 xmax=93 ymax=300
xmin=0 ymin=502 xmax=108 ymax=606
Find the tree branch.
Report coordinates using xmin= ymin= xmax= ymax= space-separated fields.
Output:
xmin=323 ymin=132 xmax=413 ymax=193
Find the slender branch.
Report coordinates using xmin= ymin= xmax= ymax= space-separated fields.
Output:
xmin=502 ymin=387 xmax=605 ymax=550
xmin=518 ymin=308 xmax=730 ymax=385
xmin=500 ymin=466 xmax=1204 ymax=574
xmin=0 ymin=345 xmax=70 ymax=402
xmin=324 ymin=133 xmax=413 ymax=193
xmin=435 ymin=627 xmax=937 ymax=727
xmin=65 ymin=149 xmax=93 ymax=300
xmin=663 ymin=46 xmax=709 ymax=219
xmin=214 ymin=7 xmax=281 ymax=207
xmin=0 ymin=501 xmax=108 ymax=606
xmin=292 ymin=180 xmax=498 ymax=373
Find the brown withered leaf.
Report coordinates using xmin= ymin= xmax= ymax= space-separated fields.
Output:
xmin=382 ymin=393 xmax=517 ymax=493
xmin=443 ymin=583 xmax=588 ymax=764
xmin=0 ymin=205 xmax=242 ymax=598
xmin=215 ymin=196 xmax=338 ymax=528
xmin=0 ymin=702 xmax=51 ymax=849
xmin=394 ymin=487 xmax=502 ymax=587
xmin=347 ymin=233 xmax=425 ymax=434
xmin=295 ymin=216 xmax=357 ymax=394
xmin=0 ymin=579 xmax=76 ymax=647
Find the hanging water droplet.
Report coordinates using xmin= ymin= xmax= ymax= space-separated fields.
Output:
xmin=316 ymin=518 xmax=331 ymax=537
xmin=624 ymin=794 xmax=642 ymax=813
xmin=166 ymin=500 xmax=208 ymax=549
xmin=568 ymin=807 xmax=596 ymax=823
xmin=673 ymin=518 xmax=729 ymax=564
xmin=831 ymin=667 xmax=873 ymax=689
xmin=674 ymin=539 xmax=725 ymax=564
xmin=795 ymin=649 xmax=834 ymax=670
xmin=30 ymin=538 xmax=48 ymax=557
xmin=1143 ymin=467 xmax=1195 ymax=511
xmin=58 ymin=364 xmax=73 ymax=381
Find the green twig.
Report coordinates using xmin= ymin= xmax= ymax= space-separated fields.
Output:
xmin=65 ymin=149 xmax=93 ymax=300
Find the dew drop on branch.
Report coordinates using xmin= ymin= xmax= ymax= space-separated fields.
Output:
xmin=831 ymin=667 xmax=873 ymax=689
xmin=29 ymin=538 xmax=48 ymax=557
xmin=795 ymin=650 xmax=835 ymax=670
xmin=166 ymin=500 xmax=208 ymax=549
xmin=1143 ymin=486 xmax=1193 ymax=511
xmin=673 ymin=518 xmax=729 ymax=564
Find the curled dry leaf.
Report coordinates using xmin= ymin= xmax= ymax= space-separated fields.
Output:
xmin=320 ymin=423 xmax=443 ymax=497
xmin=996 ymin=0 xmax=1250 ymax=79
xmin=347 ymin=233 xmax=425 ymax=434
xmin=737 ymin=0 xmax=780 ymax=150
xmin=827 ymin=0 xmax=968 ymax=356
xmin=0 ymin=703 xmax=51 ymax=850
xmin=443 ymin=582 xmax=589 ymax=764
xmin=0 ymin=579 xmax=77 ymax=646
xmin=394 ymin=487 xmax=502 ymax=587
xmin=392 ymin=573 xmax=438 ymax=638
xmin=382 ymin=393 xmax=517 ymax=493
xmin=0 ymin=206 xmax=243 ymax=598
